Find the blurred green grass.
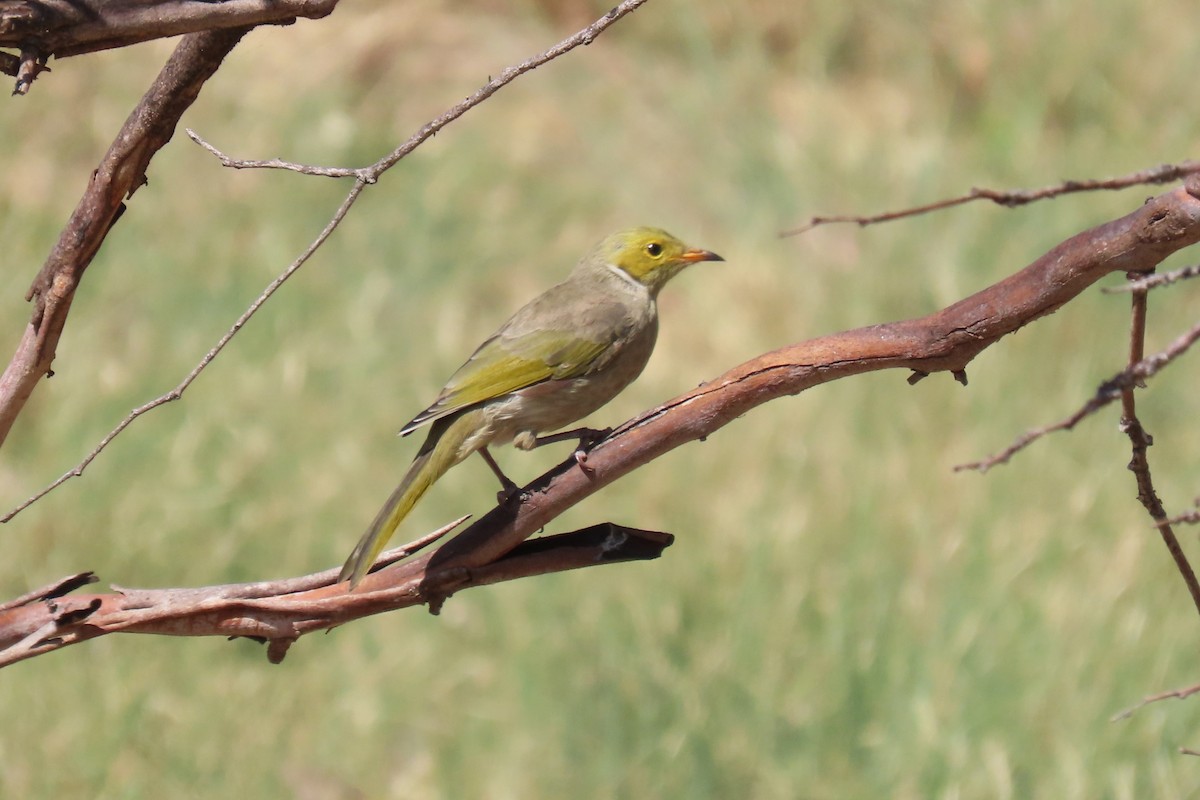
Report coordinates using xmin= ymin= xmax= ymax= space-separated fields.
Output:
xmin=2 ymin=1 xmax=1200 ymax=797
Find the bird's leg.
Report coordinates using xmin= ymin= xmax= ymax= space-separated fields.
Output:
xmin=530 ymin=426 xmax=612 ymax=473
xmin=478 ymin=446 xmax=523 ymax=504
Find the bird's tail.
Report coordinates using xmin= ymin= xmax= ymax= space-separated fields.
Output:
xmin=339 ymin=411 xmax=478 ymax=588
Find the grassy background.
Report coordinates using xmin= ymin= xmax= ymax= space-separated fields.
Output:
xmin=2 ymin=0 xmax=1200 ymax=796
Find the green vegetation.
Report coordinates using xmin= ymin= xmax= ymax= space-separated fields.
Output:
xmin=2 ymin=1 xmax=1199 ymax=796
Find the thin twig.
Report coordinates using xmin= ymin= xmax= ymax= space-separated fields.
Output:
xmin=185 ymin=130 xmax=363 ymax=178
xmin=1119 ymin=281 xmax=1200 ymax=615
xmin=189 ymin=0 xmax=651 ymax=179
xmin=956 ymin=317 xmax=1200 ymax=473
xmin=1103 ymin=263 xmax=1200 ymax=293
xmin=1112 ymin=681 xmax=1200 ymax=721
xmin=3 ymin=180 xmax=366 ymax=521
xmin=1164 ymin=505 xmax=1200 ymax=527
xmin=3 ymin=0 xmax=651 ymax=521
xmin=781 ymin=161 xmax=1200 ymax=237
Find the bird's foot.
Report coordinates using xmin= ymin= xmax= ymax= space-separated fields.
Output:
xmin=570 ymin=427 xmax=611 ymax=476
xmin=480 ymin=446 xmax=529 ymax=504
xmin=496 ymin=479 xmax=531 ymax=506
xmin=575 ymin=426 xmax=612 ymax=450
xmin=526 ymin=426 xmax=611 ymax=477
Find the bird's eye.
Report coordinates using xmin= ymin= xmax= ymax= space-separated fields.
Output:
xmin=645 ymin=242 xmax=663 ymax=257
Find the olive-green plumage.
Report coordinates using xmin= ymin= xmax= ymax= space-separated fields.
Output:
xmin=339 ymin=227 xmax=723 ymax=587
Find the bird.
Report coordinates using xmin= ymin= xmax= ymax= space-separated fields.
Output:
xmin=339 ymin=226 xmax=723 ymax=588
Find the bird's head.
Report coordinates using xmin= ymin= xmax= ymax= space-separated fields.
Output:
xmin=595 ymin=227 xmax=723 ymax=295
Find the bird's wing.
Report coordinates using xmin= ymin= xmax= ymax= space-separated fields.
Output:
xmin=399 ymin=292 xmax=634 ymax=435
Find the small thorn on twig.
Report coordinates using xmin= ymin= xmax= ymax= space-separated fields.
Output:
xmin=952 ymin=369 xmax=969 ymax=386
xmin=907 ymin=370 xmax=928 ymax=385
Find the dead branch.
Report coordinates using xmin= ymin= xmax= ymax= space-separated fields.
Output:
xmin=0 ymin=523 xmax=673 ymax=668
xmin=1 ymin=0 xmax=652 ymax=516
xmin=1116 ymin=282 xmax=1200 ymax=614
xmin=0 ymin=27 xmax=250 ymax=447
xmin=1113 ymin=680 xmax=1200 ymax=721
xmin=3 ymin=177 xmax=1198 ymax=668
xmin=186 ymin=128 xmax=362 ymax=178
xmin=0 ymin=0 xmax=337 ymax=87
xmin=781 ymin=160 xmax=1200 ymax=237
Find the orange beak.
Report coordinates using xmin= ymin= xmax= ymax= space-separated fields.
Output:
xmin=680 ymin=248 xmax=724 ymax=263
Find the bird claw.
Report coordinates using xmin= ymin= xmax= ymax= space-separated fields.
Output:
xmin=572 ymin=427 xmax=610 ymax=477
xmin=577 ymin=427 xmax=612 ymax=449
xmin=573 ymin=447 xmax=595 ymax=476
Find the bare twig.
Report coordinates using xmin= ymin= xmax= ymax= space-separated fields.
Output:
xmin=2 ymin=0 xmax=651 ymax=519
xmin=1103 ymin=262 xmax=1200 ymax=293
xmin=1113 ymin=681 xmax=1200 ymax=721
xmin=188 ymin=0 xmax=651 ymax=179
xmin=1164 ymin=502 xmax=1200 ymax=527
xmin=186 ymin=129 xmax=362 ymax=178
xmin=956 ymin=317 xmax=1200 ymax=473
xmin=780 ymin=161 xmax=1200 ymax=237
xmin=1118 ymin=280 xmax=1200 ymax=614
xmin=3 ymin=179 xmax=368 ymax=521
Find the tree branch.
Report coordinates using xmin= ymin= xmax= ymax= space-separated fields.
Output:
xmin=0 ymin=523 xmax=673 ymax=668
xmin=0 ymin=0 xmax=337 ymax=88
xmin=3 ymin=177 xmax=1198 ymax=668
